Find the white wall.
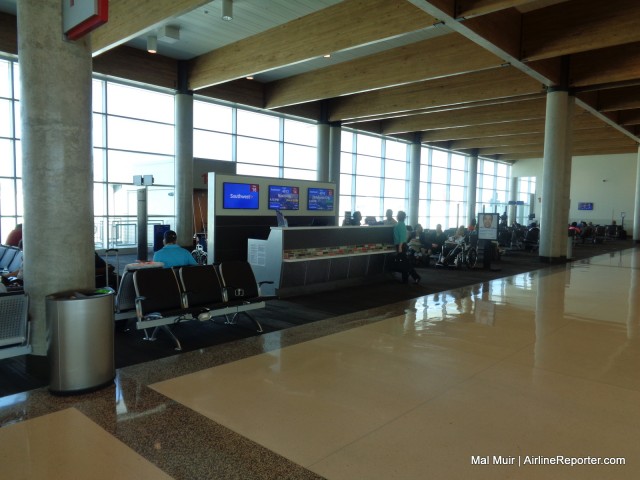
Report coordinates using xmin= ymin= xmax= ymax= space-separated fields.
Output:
xmin=511 ymin=153 xmax=638 ymax=232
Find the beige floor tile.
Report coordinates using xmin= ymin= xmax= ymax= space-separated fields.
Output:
xmin=0 ymin=408 xmax=173 ymax=480
xmin=311 ymin=363 xmax=640 ymax=480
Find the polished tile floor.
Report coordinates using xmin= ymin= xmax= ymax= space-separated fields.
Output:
xmin=1 ymin=249 xmax=639 ymax=479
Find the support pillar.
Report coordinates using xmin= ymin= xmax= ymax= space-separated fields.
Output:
xmin=539 ymin=88 xmax=574 ymax=262
xmin=467 ymin=150 xmax=478 ymax=225
xmin=18 ymin=0 xmax=95 ymax=355
xmin=633 ymin=146 xmax=640 ymax=242
xmin=317 ymin=122 xmax=330 ymax=182
xmin=328 ymin=122 xmax=341 ymax=226
xmin=509 ymin=176 xmax=518 ymax=225
xmin=175 ymin=61 xmax=194 ymax=247
xmin=408 ymin=136 xmax=421 ymax=227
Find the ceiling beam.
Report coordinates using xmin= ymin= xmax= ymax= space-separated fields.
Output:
xmin=406 ymin=0 xmax=552 ymax=85
xmin=594 ymin=87 xmax=640 ymax=112
xmin=569 ymin=43 xmax=640 ymax=88
xmin=188 ymin=0 xmax=436 ymax=90
xmin=382 ymin=97 xmax=546 ymax=134
xmin=421 ymin=113 xmax=605 ymax=142
xmin=501 ymin=145 xmax=639 ymax=162
xmin=329 ymin=66 xmax=543 ymax=122
xmin=450 ymin=132 xmax=544 ymax=149
xmin=91 ymin=0 xmax=209 ymax=56
xmin=618 ymin=110 xmax=640 ymax=127
xmin=265 ymin=33 xmax=502 ymax=109
xmin=520 ymin=0 xmax=640 ymax=62
xmin=456 ymin=0 xmax=540 ymax=19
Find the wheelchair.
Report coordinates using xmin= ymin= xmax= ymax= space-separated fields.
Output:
xmin=437 ymin=236 xmax=478 ymax=269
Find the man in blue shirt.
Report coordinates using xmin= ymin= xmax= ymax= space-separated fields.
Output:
xmin=153 ymin=230 xmax=198 ymax=268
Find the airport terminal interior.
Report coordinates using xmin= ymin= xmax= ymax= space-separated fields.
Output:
xmin=2 ymin=1 xmax=640 ymax=479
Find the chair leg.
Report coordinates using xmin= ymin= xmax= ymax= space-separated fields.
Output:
xmin=243 ymin=312 xmax=263 ymax=333
xmin=160 ymin=325 xmax=182 ymax=351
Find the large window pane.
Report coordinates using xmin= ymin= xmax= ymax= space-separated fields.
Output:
xmin=0 ymin=138 xmax=14 ymax=176
xmin=354 ymin=196 xmax=380 ymax=218
xmin=92 ymin=113 xmax=105 ymax=148
xmin=0 ymin=60 xmax=10 ymax=98
xmin=107 ymin=117 xmax=174 ymax=155
xmin=107 ymin=83 xmax=174 ymax=123
xmin=432 ymin=167 xmax=447 ymax=184
xmin=148 ymin=187 xmax=175 ymax=215
xmin=236 ymin=163 xmax=279 ymax=177
xmin=340 ymin=173 xmax=353 ymax=195
xmin=94 ymin=183 xmax=107 ymax=216
xmin=194 ymin=130 xmax=232 ymax=161
xmin=0 ymin=99 xmax=12 ymax=136
xmin=384 ymin=178 xmax=407 ymax=198
xmin=107 ymin=150 xmax=174 ymax=185
xmin=357 ymin=135 xmax=381 ymax=157
xmin=92 ymin=79 xmax=104 ymax=113
xmin=340 ymin=152 xmax=353 ymax=174
xmin=385 ymin=140 xmax=407 ymax=160
xmin=355 ymin=175 xmax=381 ymax=196
xmin=237 ymin=109 xmax=279 ymax=140
xmin=385 ymin=159 xmax=407 ymax=179
xmin=0 ymin=179 xmax=16 ymax=215
xmin=284 ymin=143 xmax=315 ymax=170
xmin=356 ymin=155 xmax=381 ymax=176
xmin=284 ymin=119 xmax=315 ymax=146
xmin=450 ymin=169 xmax=465 ymax=186
xmin=237 ymin=136 xmax=279 ymax=166
xmin=283 ymin=168 xmax=316 ymax=180
xmin=93 ymin=148 xmax=106 ymax=182
xmin=341 ymin=131 xmax=354 ymax=152
xmin=194 ymin=101 xmax=233 ymax=132
xmin=432 ymin=149 xmax=448 ymax=168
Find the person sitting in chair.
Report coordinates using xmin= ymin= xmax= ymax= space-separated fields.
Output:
xmin=153 ymin=230 xmax=197 ymax=268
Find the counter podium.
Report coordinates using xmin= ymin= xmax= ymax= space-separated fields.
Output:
xmin=248 ymin=225 xmax=396 ymax=297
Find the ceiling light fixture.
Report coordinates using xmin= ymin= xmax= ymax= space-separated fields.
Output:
xmin=324 ymin=54 xmax=331 ymax=58
xmin=147 ymin=35 xmax=157 ymax=54
xmin=222 ymin=0 xmax=233 ymax=21
xmin=246 ymin=76 xmax=254 ymax=80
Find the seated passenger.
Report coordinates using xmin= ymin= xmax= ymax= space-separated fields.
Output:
xmin=430 ymin=224 xmax=447 ymax=255
xmin=152 ymin=230 xmax=198 ymax=268
xmin=437 ymin=226 xmax=466 ymax=266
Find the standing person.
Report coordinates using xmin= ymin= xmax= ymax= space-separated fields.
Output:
xmin=393 ymin=211 xmax=421 ymax=284
xmin=4 ymin=223 xmax=22 ymax=247
xmin=384 ymin=209 xmax=397 ymax=225
xmin=152 ymin=230 xmax=197 ymax=268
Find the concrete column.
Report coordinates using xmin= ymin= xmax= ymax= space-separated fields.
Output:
xmin=328 ymin=122 xmax=341 ymax=226
xmin=508 ymin=176 xmax=518 ymax=225
xmin=317 ymin=122 xmax=330 ymax=182
xmin=18 ymin=0 xmax=95 ymax=355
xmin=467 ymin=151 xmax=478 ymax=225
xmin=174 ymin=61 xmax=193 ymax=247
xmin=175 ymin=92 xmax=194 ymax=247
xmin=633 ymin=146 xmax=640 ymax=242
xmin=539 ymin=89 xmax=574 ymax=261
xmin=408 ymin=139 xmax=421 ymax=227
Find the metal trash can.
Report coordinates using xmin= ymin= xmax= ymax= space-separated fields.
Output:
xmin=46 ymin=289 xmax=115 ymax=395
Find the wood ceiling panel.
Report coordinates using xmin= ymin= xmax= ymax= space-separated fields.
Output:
xmin=265 ymin=34 xmax=502 ymax=108
xmin=520 ymin=0 xmax=640 ymax=61
xmin=189 ymin=0 xmax=436 ymax=89
xmin=329 ymin=66 xmax=543 ymax=122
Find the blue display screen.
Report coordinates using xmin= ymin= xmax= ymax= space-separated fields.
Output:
xmin=307 ymin=187 xmax=334 ymax=211
xmin=268 ymin=185 xmax=299 ymax=210
xmin=578 ymin=202 xmax=593 ymax=211
xmin=222 ymin=182 xmax=260 ymax=209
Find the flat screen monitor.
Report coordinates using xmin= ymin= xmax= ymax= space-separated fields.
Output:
xmin=578 ymin=202 xmax=594 ymax=211
xmin=268 ymin=185 xmax=299 ymax=210
xmin=307 ymin=187 xmax=334 ymax=211
xmin=222 ymin=182 xmax=260 ymax=209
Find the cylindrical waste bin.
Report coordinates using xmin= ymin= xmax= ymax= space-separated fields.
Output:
xmin=46 ymin=289 xmax=115 ymax=395
xmin=567 ymin=231 xmax=574 ymax=259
